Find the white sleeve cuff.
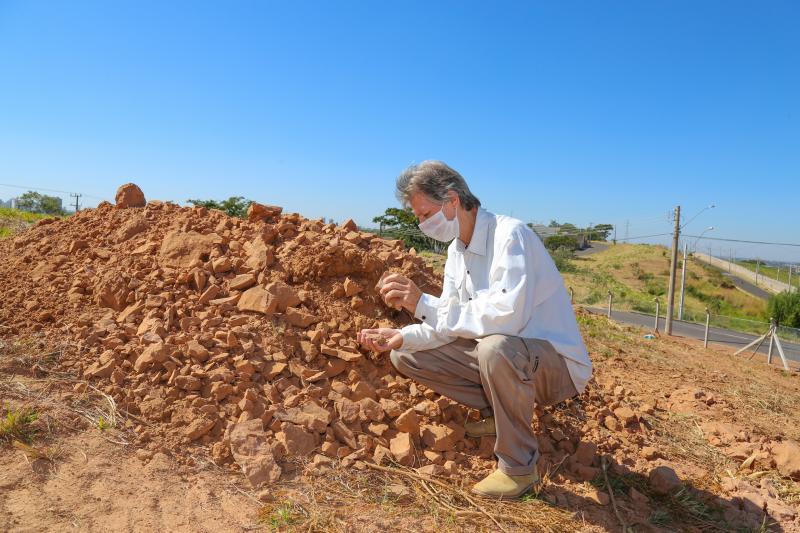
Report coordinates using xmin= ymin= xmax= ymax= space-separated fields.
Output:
xmin=414 ymin=293 xmax=440 ymax=328
xmin=400 ymin=323 xmax=453 ymax=353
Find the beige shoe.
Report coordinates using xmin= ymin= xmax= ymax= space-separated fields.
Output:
xmin=471 ymin=468 xmax=540 ymax=499
xmin=464 ymin=416 xmax=496 ymax=438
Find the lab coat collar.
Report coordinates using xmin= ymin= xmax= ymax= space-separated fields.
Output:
xmin=454 ymin=208 xmax=490 ymax=256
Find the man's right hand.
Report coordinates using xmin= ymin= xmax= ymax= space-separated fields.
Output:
xmin=358 ymin=328 xmax=403 ymax=353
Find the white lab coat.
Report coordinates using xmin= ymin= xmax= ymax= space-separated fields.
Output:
xmin=400 ymin=208 xmax=593 ymax=393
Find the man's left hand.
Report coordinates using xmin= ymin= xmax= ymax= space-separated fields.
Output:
xmin=358 ymin=328 xmax=403 ymax=353
xmin=379 ymin=273 xmax=422 ymax=313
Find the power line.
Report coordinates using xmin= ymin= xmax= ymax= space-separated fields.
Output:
xmin=683 ymin=234 xmax=800 ymax=248
xmin=0 ymin=182 xmax=107 ymax=201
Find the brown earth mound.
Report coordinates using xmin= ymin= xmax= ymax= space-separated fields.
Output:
xmin=0 ymin=188 xmax=480 ymax=486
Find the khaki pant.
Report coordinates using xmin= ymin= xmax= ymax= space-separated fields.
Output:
xmin=390 ymin=335 xmax=577 ymax=476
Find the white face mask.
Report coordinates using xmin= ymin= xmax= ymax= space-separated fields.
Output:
xmin=418 ymin=202 xmax=460 ymax=242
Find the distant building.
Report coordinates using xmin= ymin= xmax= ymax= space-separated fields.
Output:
xmin=0 ymin=196 xmax=63 ymax=212
xmin=529 ymin=224 xmax=589 ymax=249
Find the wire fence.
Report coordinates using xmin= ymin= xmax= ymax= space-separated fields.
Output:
xmin=574 ymin=288 xmax=800 ymax=348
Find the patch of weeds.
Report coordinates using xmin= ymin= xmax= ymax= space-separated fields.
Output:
xmin=645 ymin=279 xmax=666 ymax=296
xmin=670 ymin=487 xmax=714 ymax=520
xmin=649 ymin=508 xmax=671 ymax=526
xmin=260 ymin=501 xmax=304 ymax=530
xmin=0 ymin=403 xmax=39 ymax=444
xmin=96 ymin=416 xmax=110 ymax=431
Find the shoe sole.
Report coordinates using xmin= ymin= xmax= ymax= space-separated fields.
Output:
xmin=465 ymin=430 xmax=496 ymax=438
xmin=470 ymin=480 xmax=538 ymax=500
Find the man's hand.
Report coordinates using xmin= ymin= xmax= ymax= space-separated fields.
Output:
xmin=358 ymin=328 xmax=403 ymax=353
xmin=379 ymin=273 xmax=422 ymax=314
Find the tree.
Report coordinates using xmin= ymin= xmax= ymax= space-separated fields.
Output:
xmin=15 ymin=191 xmax=64 ymax=215
xmin=373 ymin=207 xmax=419 ymax=229
xmin=767 ymin=291 xmax=800 ymax=328
xmin=372 ymin=207 xmax=440 ymax=252
xmin=15 ymin=191 xmax=43 ymax=212
xmin=39 ymin=195 xmax=64 ymax=215
xmin=589 ymin=223 xmax=614 ymax=241
xmin=187 ymin=196 xmax=251 ymax=218
xmin=544 ymin=235 xmax=579 ymax=252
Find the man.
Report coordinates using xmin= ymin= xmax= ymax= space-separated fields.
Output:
xmin=358 ymin=161 xmax=592 ymax=498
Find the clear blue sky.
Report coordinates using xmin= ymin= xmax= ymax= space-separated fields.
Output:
xmin=1 ymin=1 xmax=798 ymax=261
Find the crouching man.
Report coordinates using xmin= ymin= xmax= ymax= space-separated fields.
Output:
xmin=358 ymin=161 xmax=592 ymax=498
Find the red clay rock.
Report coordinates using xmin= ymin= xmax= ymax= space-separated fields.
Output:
xmin=394 ymin=408 xmax=420 ymax=435
xmin=277 ymin=423 xmax=316 ymax=456
xmin=771 ymin=440 xmax=800 ymax=480
xmin=238 ymin=286 xmax=278 ymax=315
xmin=159 ymin=231 xmax=218 ymax=268
xmin=229 ymin=419 xmax=282 ymax=487
xmin=649 ymin=466 xmax=682 ymax=495
xmin=115 ymin=183 xmax=146 ymax=208
xmin=390 ymin=432 xmax=414 ymax=466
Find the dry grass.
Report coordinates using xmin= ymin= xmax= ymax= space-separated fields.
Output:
xmin=562 ymin=243 xmax=767 ymax=324
xmin=255 ymin=461 xmax=579 ymax=532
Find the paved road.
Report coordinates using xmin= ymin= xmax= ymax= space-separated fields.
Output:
xmin=585 ymin=307 xmax=800 ymax=365
xmin=575 ymin=242 xmax=610 ymax=257
xmin=721 ymin=271 xmax=771 ymax=300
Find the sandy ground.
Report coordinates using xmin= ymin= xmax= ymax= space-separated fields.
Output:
xmin=0 ymin=431 xmax=260 ymax=533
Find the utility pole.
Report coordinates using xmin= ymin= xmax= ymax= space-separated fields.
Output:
xmin=756 ymin=259 xmax=761 ymax=285
xmin=70 ymin=193 xmax=82 ymax=213
xmin=613 ymin=225 xmax=617 ymax=245
xmin=678 ymin=242 xmax=688 ymax=320
xmin=665 ymin=205 xmax=681 ymax=335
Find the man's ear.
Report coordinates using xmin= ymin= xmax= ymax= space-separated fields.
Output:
xmin=448 ymin=190 xmax=461 ymax=210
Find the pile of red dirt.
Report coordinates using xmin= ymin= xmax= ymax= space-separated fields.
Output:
xmin=0 ymin=184 xmax=495 ymax=486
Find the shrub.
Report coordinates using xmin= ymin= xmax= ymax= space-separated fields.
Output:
xmin=544 ymin=235 xmax=579 ymax=252
xmin=551 ymin=247 xmax=577 ymax=273
xmin=645 ymin=280 xmax=666 ymax=296
xmin=767 ymin=291 xmax=800 ymax=328
xmin=187 ymin=196 xmax=252 ymax=218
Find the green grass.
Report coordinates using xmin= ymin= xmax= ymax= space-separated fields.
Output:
xmin=562 ymin=243 xmax=769 ymax=328
xmin=0 ymin=403 xmax=39 ymax=444
xmin=0 ymin=207 xmax=52 ymax=223
xmin=736 ymin=259 xmax=798 ymax=290
xmin=0 ymin=207 xmax=54 ymax=239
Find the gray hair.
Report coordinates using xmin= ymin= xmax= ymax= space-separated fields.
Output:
xmin=395 ymin=161 xmax=481 ymax=210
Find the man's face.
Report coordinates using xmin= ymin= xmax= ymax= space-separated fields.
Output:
xmin=409 ymin=192 xmax=457 ymax=223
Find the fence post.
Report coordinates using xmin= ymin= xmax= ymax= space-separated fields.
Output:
xmin=703 ymin=308 xmax=710 ymax=348
xmin=569 ymin=287 xmax=574 ymax=304
xmin=768 ymin=317 xmax=775 ymax=365
xmin=654 ymin=299 xmax=660 ymax=332
xmin=607 ymin=291 xmax=613 ymax=318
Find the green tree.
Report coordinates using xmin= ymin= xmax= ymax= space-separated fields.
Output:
xmin=767 ymin=291 xmax=800 ymax=328
xmin=544 ymin=235 xmax=579 ymax=252
xmin=187 ymin=196 xmax=251 ymax=218
xmin=589 ymin=223 xmax=614 ymax=241
xmin=39 ymin=195 xmax=64 ymax=215
xmin=15 ymin=191 xmax=64 ymax=215
xmin=372 ymin=207 xmax=439 ymax=252
xmin=15 ymin=191 xmax=43 ymax=212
